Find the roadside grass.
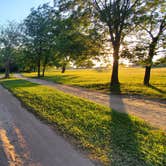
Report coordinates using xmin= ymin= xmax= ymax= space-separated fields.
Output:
xmin=23 ymin=67 xmax=166 ymax=99
xmin=1 ymin=78 xmax=166 ymax=166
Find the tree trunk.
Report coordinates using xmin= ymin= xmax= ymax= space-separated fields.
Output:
xmin=144 ymin=66 xmax=151 ymax=86
xmin=5 ymin=60 xmax=10 ymax=78
xmin=61 ymin=63 xmax=66 ymax=73
xmin=42 ymin=64 xmax=46 ymax=77
xmin=37 ymin=59 xmax=41 ymax=78
xmin=143 ymin=38 xmax=158 ymax=86
xmin=42 ymin=56 xmax=48 ymax=77
xmin=33 ymin=66 xmax=36 ymax=72
xmin=37 ymin=42 xmax=42 ymax=77
xmin=111 ymin=44 xmax=120 ymax=86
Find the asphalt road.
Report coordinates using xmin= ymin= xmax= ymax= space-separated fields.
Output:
xmin=0 ymin=85 xmax=95 ymax=166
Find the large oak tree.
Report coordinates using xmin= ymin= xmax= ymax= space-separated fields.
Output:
xmin=136 ymin=0 xmax=166 ymax=85
xmin=92 ymin=0 xmax=141 ymax=86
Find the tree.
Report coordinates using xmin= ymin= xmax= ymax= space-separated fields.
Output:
xmin=23 ymin=3 xmax=55 ymax=77
xmin=136 ymin=0 xmax=166 ymax=85
xmin=0 ymin=22 xmax=21 ymax=78
xmin=91 ymin=0 xmax=141 ymax=86
xmin=55 ymin=19 xmax=101 ymax=72
xmin=53 ymin=0 xmax=103 ymax=73
xmin=74 ymin=59 xmax=95 ymax=68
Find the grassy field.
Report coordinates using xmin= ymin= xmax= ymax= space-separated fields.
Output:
xmin=1 ymin=78 xmax=166 ymax=166
xmin=23 ymin=67 xmax=166 ymax=99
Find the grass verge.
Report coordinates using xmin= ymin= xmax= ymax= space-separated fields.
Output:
xmin=1 ymin=78 xmax=166 ymax=166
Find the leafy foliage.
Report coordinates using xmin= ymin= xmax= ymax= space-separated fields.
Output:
xmin=154 ymin=56 xmax=166 ymax=67
xmin=23 ymin=3 xmax=56 ymax=77
xmin=53 ymin=0 xmax=103 ymax=73
xmin=134 ymin=0 xmax=166 ymax=85
xmin=0 ymin=22 xmax=21 ymax=77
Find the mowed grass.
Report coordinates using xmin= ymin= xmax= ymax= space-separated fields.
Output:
xmin=1 ymin=78 xmax=166 ymax=166
xmin=23 ymin=67 xmax=166 ymax=99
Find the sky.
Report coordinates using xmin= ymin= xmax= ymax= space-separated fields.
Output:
xmin=0 ymin=0 xmax=52 ymax=25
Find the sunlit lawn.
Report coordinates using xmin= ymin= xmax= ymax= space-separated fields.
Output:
xmin=23 ymin=67 xmax=166 ymax=99
xmin=1 ymin=78 xmax=166 ymax=166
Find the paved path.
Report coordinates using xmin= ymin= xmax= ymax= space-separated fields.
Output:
xmin=0 ymin=85 xmax=95 ymax=166
xmin=15 ymin=74 xmax=166 ymax=131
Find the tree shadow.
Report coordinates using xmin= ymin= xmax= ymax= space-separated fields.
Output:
xmin=110 ymin=84 xmax=121 ymax=94
xmin=148 ymin=84 xmax=165 ymax=94
xmin=109 ymin=84 xmax=147 ymax=165
xmin=35 ymin=75 xmax=80 ymax=84
xmin=1 ymin=79 xmax=39 ymax=88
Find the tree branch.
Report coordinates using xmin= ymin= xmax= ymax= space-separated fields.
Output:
xmin=139 ymin=24 xmax=154 ymax=39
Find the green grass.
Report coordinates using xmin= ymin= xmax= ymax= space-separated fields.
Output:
xmin=1 ymin=78 xmax=166 ymax=166
xmin=23 ymin=67 xmax=166 ymax=99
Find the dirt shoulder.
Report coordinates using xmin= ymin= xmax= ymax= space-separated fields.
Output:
xmin=15 ymin=74 xmax=166 ymax=131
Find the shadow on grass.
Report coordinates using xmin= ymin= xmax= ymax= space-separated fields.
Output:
xmin=109 ymin=84 xmax=147 ymax=165
xmin=36 ymin=75 xmax=80 ymax=84
xmin=149 ymin=84 xmax=165 ymax=94
xmin=1 ymin=79 xmax=39 ymax=88
xmin=110 ymin=84 xmax=121 ymax=94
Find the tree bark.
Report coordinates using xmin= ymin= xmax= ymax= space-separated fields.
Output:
xmin=143 ymin=38 xmax=158 ymax=86
xmin=61 ymin=63 xmax=66 ymax=73
xmin=37 ymin=42 xmax=42 ymax=77
xmin=42 ymin=56 xmax=48 ymax=77
xmin=144 ymin=66 xmax=151 ymax=85
xmin=5 ymin=60 xmax=10 ymax=78
xmin=42 ymin=64 xmax=46 ymax=77
xmin=111 ymin=44 xmax=120 ymax=86
xmin=37 ymin=59 xmax=41 ymax=78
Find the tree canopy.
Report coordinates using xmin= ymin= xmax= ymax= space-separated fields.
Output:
xmin=0 ymin=0 xmax=165 ymax=86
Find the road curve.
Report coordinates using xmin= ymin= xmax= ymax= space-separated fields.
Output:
xmin=0 ymin=85 xmax=95 ymax=166
xmin=14 ymin=74 xmax=166 ymax=131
